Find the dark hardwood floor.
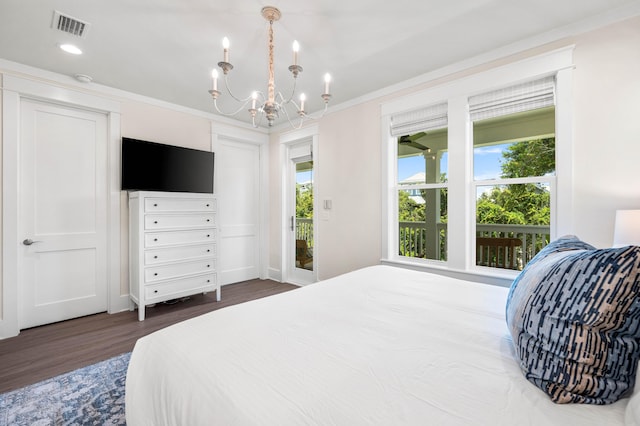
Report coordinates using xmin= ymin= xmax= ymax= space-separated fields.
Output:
xmin=0 ymin=279 xmax=298 ymax=394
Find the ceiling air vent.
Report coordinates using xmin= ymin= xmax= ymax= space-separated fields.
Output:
xmin=52 ymin=10 xmax=90 ymax=38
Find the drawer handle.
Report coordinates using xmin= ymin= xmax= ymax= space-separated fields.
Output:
xmin=154 ymin=221 xmax=158 ymax=224
xmin=207 ymin=264 xmax=210 ymax=268
xmin=154 ymin=203 xmax=158 ymax=207
xmin=206 ymin=234 xmax=210 ymax=238
xmin=154 ymin=273 xmax=158 ymax=276
xmin=206 ymin=204 xmax=210 ymax=207
xmin=154 ymin=290 xmax=159 ymax=294
xmin=154 ymin=255 xmax=158 ymax=259
xmin=154 ymin=238 xmax=158 ymax=242
xmin=206 ymin=219 xmax=210 ymax=222
xmin=207 ymin=279 xmax=210 ymax=283
xmin=206 ymin=249 xmax=210 ymax=253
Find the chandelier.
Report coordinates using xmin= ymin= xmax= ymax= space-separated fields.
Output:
xmin=208 ymin=6 xmax=332 ymax=128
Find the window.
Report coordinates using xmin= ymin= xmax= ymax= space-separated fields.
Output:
xmin=381 ymin=48 xmax=573 ymax=277
xmin=392 ymin=103 xmax=448 ymax=261
xmin=470 ymin=77 xmax=555 ymax=271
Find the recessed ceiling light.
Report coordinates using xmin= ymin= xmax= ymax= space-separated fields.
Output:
xmin=74 ymin=74 xmax=92 ymax=83
xmin=59 ymin=44 xmax=82 ymax=55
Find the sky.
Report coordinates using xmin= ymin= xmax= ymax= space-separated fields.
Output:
xmin=398 ymin=143 xmax=510 ymax=182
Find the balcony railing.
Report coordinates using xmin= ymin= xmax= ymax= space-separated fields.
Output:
xmin=297 ymin=218 xmax=549 ymax=270
xmin=296 ymin=218 xmax=314 ymax=249
xmin=399 ymin=221 xmax=550 ymax=269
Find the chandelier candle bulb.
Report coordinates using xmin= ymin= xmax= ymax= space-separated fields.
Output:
xmin=324 ymin=73 xmax=331 ymax=94
xmin=222 ymin=37 xmax=230 ymax=63
xmin=211 ymin=69 xmax=218 ymax=91
xmin=300 ymin=93 xmax=306 ymax=112
xmin=251 ymin=92 xmax=258 ymax=110
xmin=293 ymin=40 xmax=299 ymax=66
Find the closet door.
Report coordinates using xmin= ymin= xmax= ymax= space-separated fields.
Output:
xmin=19 ymin=99 xmax=108 ymax=329
xmin=217 ymin=139 xmax=260 ymax=284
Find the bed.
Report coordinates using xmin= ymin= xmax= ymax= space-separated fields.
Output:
xmin=125 ymin=263 xmax=638 ymax=425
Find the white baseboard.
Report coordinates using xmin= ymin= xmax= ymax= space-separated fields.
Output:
xmin=268 ymin=267 xmax=282 ymax=282
xmin=0 ymin=319 xmax=19 ymax=340
xmin=109 ymin=294 xmax=133 ymax=314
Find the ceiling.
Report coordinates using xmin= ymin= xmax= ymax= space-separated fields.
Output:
xmin=1 ymin=0 xmax=639 ymax=127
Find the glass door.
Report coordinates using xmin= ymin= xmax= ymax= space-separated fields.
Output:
xmin=286 ymin=139 xmax=315 ymax=285
xmin=294 ymin=160 xmax=313 ymax=272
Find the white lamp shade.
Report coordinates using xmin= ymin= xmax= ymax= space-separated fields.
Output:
xmin=613 ymin=209 xmax=640 ymax=247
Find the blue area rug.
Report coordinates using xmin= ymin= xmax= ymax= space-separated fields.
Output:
xmin=0 ymin=352 xmax=130 ymax=425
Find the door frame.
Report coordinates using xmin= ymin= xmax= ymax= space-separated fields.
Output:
xmin=1 ymin=75 xmax=123 ymax=339
xmin=280 ymin=125 xmax=320 ymax=285
xmin=210 ymin=122 xmax=269 ymax=282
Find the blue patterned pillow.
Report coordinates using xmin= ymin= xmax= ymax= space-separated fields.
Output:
xmin=505 ymin=235 xmax=640 ymax=404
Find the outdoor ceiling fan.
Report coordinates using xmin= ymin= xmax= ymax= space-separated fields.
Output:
xmin=398 ymin=132 xmax=431 ymax=151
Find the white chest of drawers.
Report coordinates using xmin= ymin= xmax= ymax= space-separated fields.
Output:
xmin=128 ymin=191 xmax=219 ymax=321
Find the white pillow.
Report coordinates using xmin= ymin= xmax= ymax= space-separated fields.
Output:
xmin=626 ymin=366 xmax=640 ymax=425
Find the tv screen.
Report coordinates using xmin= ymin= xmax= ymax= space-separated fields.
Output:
xmin=121 ymin=137 xmax=214 ymax=193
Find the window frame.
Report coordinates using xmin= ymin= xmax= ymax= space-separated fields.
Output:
xmin=470 ymin=101 xmax=557 ymax=273
xmin=394 ymin=107 xmax=449 ymax=263
xmin=380 ymin=47 xmax=574 ymax=281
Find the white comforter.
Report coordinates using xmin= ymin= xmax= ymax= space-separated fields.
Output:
xmin=125 ymin=265 xmax=627 ymax=425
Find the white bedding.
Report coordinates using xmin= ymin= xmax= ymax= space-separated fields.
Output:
xmin=125 ymin=265 xmax=628 ymax=425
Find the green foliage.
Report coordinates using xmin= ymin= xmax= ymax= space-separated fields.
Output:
xmin=500 ymin=138 xmax=555 ymax=178
xmin=476 ymin=137 xmax=554 ymax=226
xmin=296 ymin=184 xmax=313 ymax=219
xmin=476 ymin=183 xmax=550 ymax=225
xmin=398 ymin=191 xmax=424 ymax=222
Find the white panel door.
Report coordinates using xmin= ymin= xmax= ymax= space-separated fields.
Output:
xmin=19 ymin=99 xmax=108 ymax=329
xmin=218 ymin=139 xmax=260 ymax=284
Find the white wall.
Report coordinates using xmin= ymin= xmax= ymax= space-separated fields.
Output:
xmin=268 ymin=15 xmax=640 ymax=280
xmin=120 ymin=102 xmax=212 ymax=151
xmin=315 ymin=103 xmax=382 ymax=279
xmin=571 ymin=17 xmax=640 ymax=247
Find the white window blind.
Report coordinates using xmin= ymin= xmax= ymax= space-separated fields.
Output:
xmin=469 ymin=76 xmax=555 ymax=122
xmin=390 ymin=102 xmax=447 ymax=137
xmin=289 ymin=140 xmax=312 ymax=161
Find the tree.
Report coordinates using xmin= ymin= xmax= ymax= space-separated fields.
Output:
xmin=296 ymin=184 xmax=313 ymax=219
xmin=477 ymin=137 xmax=555 ymax=226
xmin=476 ymin=188 xmax=526 ymax=225
xmin=398 ymin=190 xmax=424 ymax=222
xmin=501 ymin=138 xmax=555 ymax=178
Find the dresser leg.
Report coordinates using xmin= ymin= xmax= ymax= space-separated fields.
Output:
xmin=138 ymin=305 xmax=145 ymax=321
xmin=216 ymin=287 xmax=221 ymax=302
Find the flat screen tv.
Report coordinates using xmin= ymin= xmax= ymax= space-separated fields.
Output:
xmin=121 ymin=137 xmax=214 ymax=194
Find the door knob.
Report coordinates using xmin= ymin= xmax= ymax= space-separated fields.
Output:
xmin=22 ymin=238 xmax=42 ymax=246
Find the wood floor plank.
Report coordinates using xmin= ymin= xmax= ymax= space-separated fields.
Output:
xmin=0 ymin=279 xmax=297 ymax=393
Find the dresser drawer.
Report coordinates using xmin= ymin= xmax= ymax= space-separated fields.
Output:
xmin=145 ymin=274 xmax=217 ymax=301
xmin=145 ymin=213 xmax=216 ymax=230
xmin=145 ymin=229 xmax=216 ymax=248
xmin=145 ymin=244 xmax=216 ymax=265
xmin=145 ymin=197 xmax=215 ymax=213
xmin=145 ymin=259 xmax=216 ymax=283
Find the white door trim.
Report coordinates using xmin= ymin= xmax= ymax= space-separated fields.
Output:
xmin=1 ymin=75 xmax=123 ymax=339
xmin=210 ymin=122 xmax=269 ymax=281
